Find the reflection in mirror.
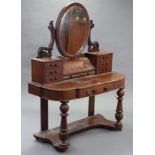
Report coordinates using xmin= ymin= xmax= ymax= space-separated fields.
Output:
xmin=59 ymin=6 xmax=88 ymax=57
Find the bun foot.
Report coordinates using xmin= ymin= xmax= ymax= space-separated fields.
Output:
xmin=115 ymin=122 xmax=123 ymax=129
xmin=54 ymin=141 xmax=70 ymax=152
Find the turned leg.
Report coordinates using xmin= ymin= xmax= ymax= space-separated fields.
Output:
xmin=57 ymin=100 xmax=70 ymax=151
xmin=115 ymin=88 xmax=124 ymax=127
xmin=40 ymin=98 xmax=48 ymax=131
xmin=88 ymin=96 xmax=95 ymax=116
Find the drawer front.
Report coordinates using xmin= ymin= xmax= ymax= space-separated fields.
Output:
xmin=77 ymin=80 xmax=124 ymax=98
xmin=45 ymin=62 xmax=63 ymax=75
xmin=96 ymin=54 xmax=112 ymax=74
xmin=98 ymin=54 xmax=112 ymax=61
xmin=45 ymin=60 xmax=63 ymax=72
xmin=84 ymin=85 xmax=103 ymax=96
xmin=44 ymin=74 xmax=63 ymax=83
xmin=44 ymin=60 xmax=63 ymax=84
xmin=77 ymin=85 xmax=108 ymax=98
xmin=86 ymin=52 xmax=113 ymax=74
xmin=97 ymin=60 xmax=112 ymax=73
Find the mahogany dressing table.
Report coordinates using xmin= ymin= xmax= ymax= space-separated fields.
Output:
xmin=28 ymin=3 xmax=125 ymax=152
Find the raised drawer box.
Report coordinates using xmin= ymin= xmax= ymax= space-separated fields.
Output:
xmin=32 ymin=57 xmax=63 ymax=84
xmin=86 ymin=51 xmax=113 ymax=74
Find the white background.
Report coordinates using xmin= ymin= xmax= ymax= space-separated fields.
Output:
xmin=0 ymin=0 xmax=155 ymax=155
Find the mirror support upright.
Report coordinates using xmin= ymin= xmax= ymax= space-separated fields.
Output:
xmin=37 ymin=21 xmax=55 ymax=58
xmin=88 ymin=20 xmax=100 ymax=52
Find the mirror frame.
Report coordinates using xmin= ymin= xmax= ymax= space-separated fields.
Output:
xmin=55 ymin=2 xmax=90 ymax=59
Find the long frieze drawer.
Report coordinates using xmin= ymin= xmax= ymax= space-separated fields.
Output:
xmin=76 ymin=79 xmax=125 ymax=98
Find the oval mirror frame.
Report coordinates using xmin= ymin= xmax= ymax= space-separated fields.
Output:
xmin=55 ymin=3 xmax=90 ymax=59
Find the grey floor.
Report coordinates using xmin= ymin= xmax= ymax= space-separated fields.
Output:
xmin=21 ymin=89 xmax=133 ymax=155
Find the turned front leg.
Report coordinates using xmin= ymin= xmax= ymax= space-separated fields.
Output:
xmin=57 ymin=100 xmax=70 ymax=151
xmin=115 ymin=88 xmax=124 ymax=127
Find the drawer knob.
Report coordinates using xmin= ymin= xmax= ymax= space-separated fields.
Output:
xmin=86 ymin=89 xmax=96 ymax=95
xmin=104 ymin=87 xmax=108 ymax=91
xmin=92 ymin=90 xmax=96 ymax=93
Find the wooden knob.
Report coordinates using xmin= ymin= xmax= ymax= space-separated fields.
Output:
xmin=86 ymin=89 xmax=91 ymax=95
xmin=86 ymin=89 xmax=96 ymax=95
xmin=104 ymin=87 xmax=108 ymax=91
xmin=92 ymin=90 xmax=96 ymax=93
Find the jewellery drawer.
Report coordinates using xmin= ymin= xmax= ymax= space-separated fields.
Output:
xmin=45 ymin=61 xmax=63 ymax=75
xmin=32 ymin=57 xmax=63 ymax=84
xmin=44 ymin=61 xmax=63 ymax=83
xmin=98 ymin=54 xmax=112 ymax=62
xmin=44 ymin=74 xmax=63 ymax=83
xmin=86 ymin=51 xmax=113 ymax=74
xmin=45 ymin=60 xmax=63 ymax=69
xmin=98 ymin=61 xmax=112 ymax=73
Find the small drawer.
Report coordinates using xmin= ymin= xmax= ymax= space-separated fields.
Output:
xmin=100 ymin=55 xmax=112 ymax=61
xmin=44 ymin=61 xmax=63 ymax=83
xmin=31 ymin=57 xmax=63 ymax=84
xmin=98 ymin=58 xmax=112 ymax=66
xmin=49 ymin=62 xmax=61 ymax=68
xmin=45 ymin=63 xmax=63 ymax=82
xmin=100 ymin=66 xmax=112 ymax=73
xmin=86 ymin=87 xmax=103 ymax=96
xmin=45 ymin=74 xmax=63 ymax=83
xmin=45 ymin=68 xmax=62 ymax=76
xmin=77 ymin=85 xmax=103 ymax=97
xmin=45 ymin=61 xmax=63 ymax=70
xmin=97 ymin=58 xmax=112 ymax=73
xmin=99 ymin=61 xmax=111 ymax=66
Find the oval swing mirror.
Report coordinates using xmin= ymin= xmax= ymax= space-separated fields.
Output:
xmin=56 ymin=3 xmax=90 ymax=59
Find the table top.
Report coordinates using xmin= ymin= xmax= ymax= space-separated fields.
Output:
xmin=30 ymin=72 xmax=125 ymax=91
xmin=28 ymin=71 xmax=125 ymax=100
xmin=46 ymin=71 xmax=125 ymax=90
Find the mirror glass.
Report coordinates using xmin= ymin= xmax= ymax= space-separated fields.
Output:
xmin=56 ymin=3 xmax=89 ymax=58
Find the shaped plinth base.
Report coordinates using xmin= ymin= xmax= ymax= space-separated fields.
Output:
xmin=34 ymin=114 xmax=122 ymax=151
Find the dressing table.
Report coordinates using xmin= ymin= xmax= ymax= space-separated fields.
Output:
xmin=28 ymin=3 xmax=125 ymax=152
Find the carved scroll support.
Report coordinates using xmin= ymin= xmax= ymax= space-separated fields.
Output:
xmin=115 ymin=88 xmax=124 ymax=127
xmin=88 ymin=20 xmax=100 ymax=52
xmin=37 ymin=21 xmax=55 ymax=58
